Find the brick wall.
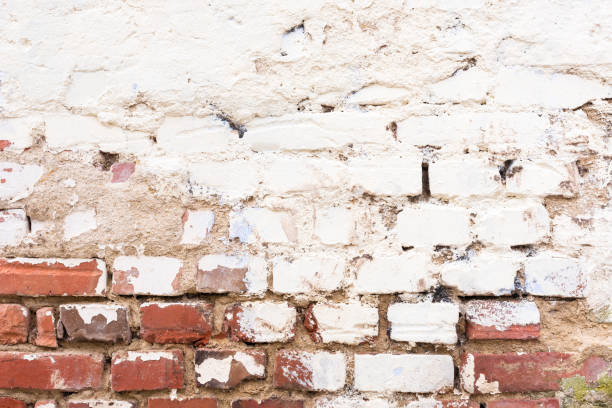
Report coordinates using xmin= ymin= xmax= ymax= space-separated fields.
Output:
xmin=0 ymin=2 xmax=611 ymax=408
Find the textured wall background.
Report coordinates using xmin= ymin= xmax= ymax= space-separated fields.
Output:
xmin=0 ymin=1 xmax=611 ymax=407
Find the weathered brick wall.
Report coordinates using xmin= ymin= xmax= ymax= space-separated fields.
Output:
xmin=0 ymin=1 xmax=611 ymax=408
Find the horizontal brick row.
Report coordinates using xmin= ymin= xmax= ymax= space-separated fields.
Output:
xmin=0 ymin=253 xmax=586 ymax=298
xmin=0 ymin=299 xmax=545 ymax=346
xmin=0 ymin=397 xmax=565 ymax=408
xmin=0 ymin=351 xmax=606 ymax=393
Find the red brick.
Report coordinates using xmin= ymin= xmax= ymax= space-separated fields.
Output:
xmin=461 ymin=352 xmax=574 ymax=393
xmin=34 ymin=307 xmax=57 ymax=348
xmin=487 ymin=399 xmax=559 ymax=408
xmin=111 ymin=350 xmax=184 ymax=391
xmin=148 ymin=398 xmax=217 ymax=408
xmin=0 ymin=352 xmax=103 ymax=390
xmin=274 ymin=350 xmax=346 ymax=391
xmin=0 ymin=398 xmax=26 ymax=408
xmin=578 ymin=355 xmax=611 ymax=383
xmin=465 ymin=300 xmax=540 ymax=340
xmin=232 ymin=400 xmax=303 ymax=408
xmin=111 ymin=162 xmax=135 ymax=183
xmin=140 ymin=302 xmax=213 ymax=344
xmin=0 ymin=258 xmax=106 ymax=296
xmin=0 ymin=304 xmax=29 ymax=344
xmin=195 ymin=348 xmax=267 ymax=388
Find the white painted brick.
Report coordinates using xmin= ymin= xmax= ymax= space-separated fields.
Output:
xmin=353 ymin=251 xmax=435 ymax=294
xmin=347 ymin=155 xmax=422 ymax=196
xmin=465 ymin=300 xmax=540 ymax=333
xmin=261 ymin=158 xmax=343 ymax=194
xmin=157 ymin=116 xmax=234 ymax=154
xmin=440 ymin=252 xmax=520 ymax=296
xmin=229 ymin=208 xmax=296 ymax=244
xmin=276 ymin=350 xmax=346 ymax=391
xmin=313 ymin=207 xmax=357 ymax=245
xmin=0 ymin=162 xmax=43 ymax=202
xmin=225 ymin=301 xmax=296 ymax=343
xmin=387 ymin=302 xmax=459 ymax=344
xmin=493 ymin=67 xmax=611 ymax=109
xmin=0 ymin=118 xmax=35 ymax=152
xmin=0 ymin=209 xmax=28 ymax=246
xmin=524 ymin=253 xmax=585 ymax=297
xmin=272 ymin=257 xmax=345 ymax=294
xmin=395 ymin=205 xmax=471 ymax=247
xmin=426 ymin=68 xmax=492 ymax=103
xmin=189 ymin=161 xmax=259 ymax=201
xmin=397 ymin=113 xmax=550 ymax=152
xmin=505 ymin=160 xmax=578 ymax=197
xmin=63 ymin=209 xmax=97 ymax=240
xmin=45 ymin=115 xmax=152 ymax=154
xmin=552 ymin=207 xmax=612 ymax=248
xmin=315 ymin=396 xmax=395 ymax=408
xmin=346 ymin=85 xmax=411 ymax=105
xmin=65 ymin=71 xmax=108 ymax=107
xmin=112 ymin=256 xmax=183 ymax=296
xmin=429 ymin=158 xmax=502 ymax=198
xmin=181 ymin=210 xmax=214 ymax=244
xmin=245 ymin=112 xmax=391 ymax=151
xmin=306 ymin=301 xmax=378 ymax=345
xmin=475 ymin=202 xmax=550 ymax=246
xmin=354 ymin=354 xmax=454 ymax=392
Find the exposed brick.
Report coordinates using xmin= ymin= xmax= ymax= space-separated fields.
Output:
xmin=34 ymin=307 xmax=57 ymax=348
xmin=354 ymin=354 xmax=454 ymax=392
xmin=475 ymin=202 xmax=549 ymax=246
xmin=0 ymin=162 xmax=43 ymax=201
xmin=429 ymin=158 xmax=501 ymax=198
xmin=58 ymin=304 xmax=131 ymax=343
xmin=197 ymin=254 xmax=267 ymax=295
xmin=0 ymin=398 xmax=26 ymax=408
xmin=304 ymin=302 xmax=378 ymax=345
xmin=0 ymin=352 xmax=103 ymax=390
xmin=68 ymin=401 xmax=136 ymax=408
xmin=524 ymin=253 xmax=585 ymax=297
xmin=0 ymin=304 xmax=29 ymax=344
xmin=461 ymin=352 xmax=573 ymax=393
xmin=148 ymin=399 xmax=217 ymax=408
xmin=487 ymin=399 xmax=560 ymax=408
xmin=232 ymin=400 xmax=303 ymax=408
xmin=223 ymin=302 xmax=296 ymax=343
xmin=352 ymin=251 xmax=435 ymax=294
xmin=195 ymin=348 xmax=266 ymax=388
xmin=0 ymin=258 xmax=107 ymax=296
xmin=229 ymin=208 xmax=297 ymax=244
xmin=465 ymin=300 xmax=540 ymax=340
xmin=387 ymin=302 xmax=459 ymax=344
xmin=440 ymin=252 xmax=520 ymax=296
xmin=110 ymin=162 xmax=135 ymax=183
xmin=272 ymin=257 xmax=345 ymax=294
xmin=313 ymin=207 xmax=357 ymax=245
xmin=181 ymin=209 xmax=214 ymax=244
xmin=0 ymin=209 xmax=28 ymax=246
xmin=111 ymin=350 xmax=184 ymax=391
xmin=395 ymin=205 xmax=471 ymax=247
xmin=405 ymin=401 xmax=480 ymax=408
xmin=112 ymin=256 xmax=183 ymax=296
xmin=274 ymin=350 xmax=346 ymax=391
xmin=140 ymin=302 xmax=213 ymax=344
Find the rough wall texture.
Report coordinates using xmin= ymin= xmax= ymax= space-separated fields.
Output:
xmin=0 ymin=1 xmax=611 ymax=408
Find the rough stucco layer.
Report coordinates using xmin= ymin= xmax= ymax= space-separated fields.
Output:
xmin=0 ymin=1 xmax=611 ymax=407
